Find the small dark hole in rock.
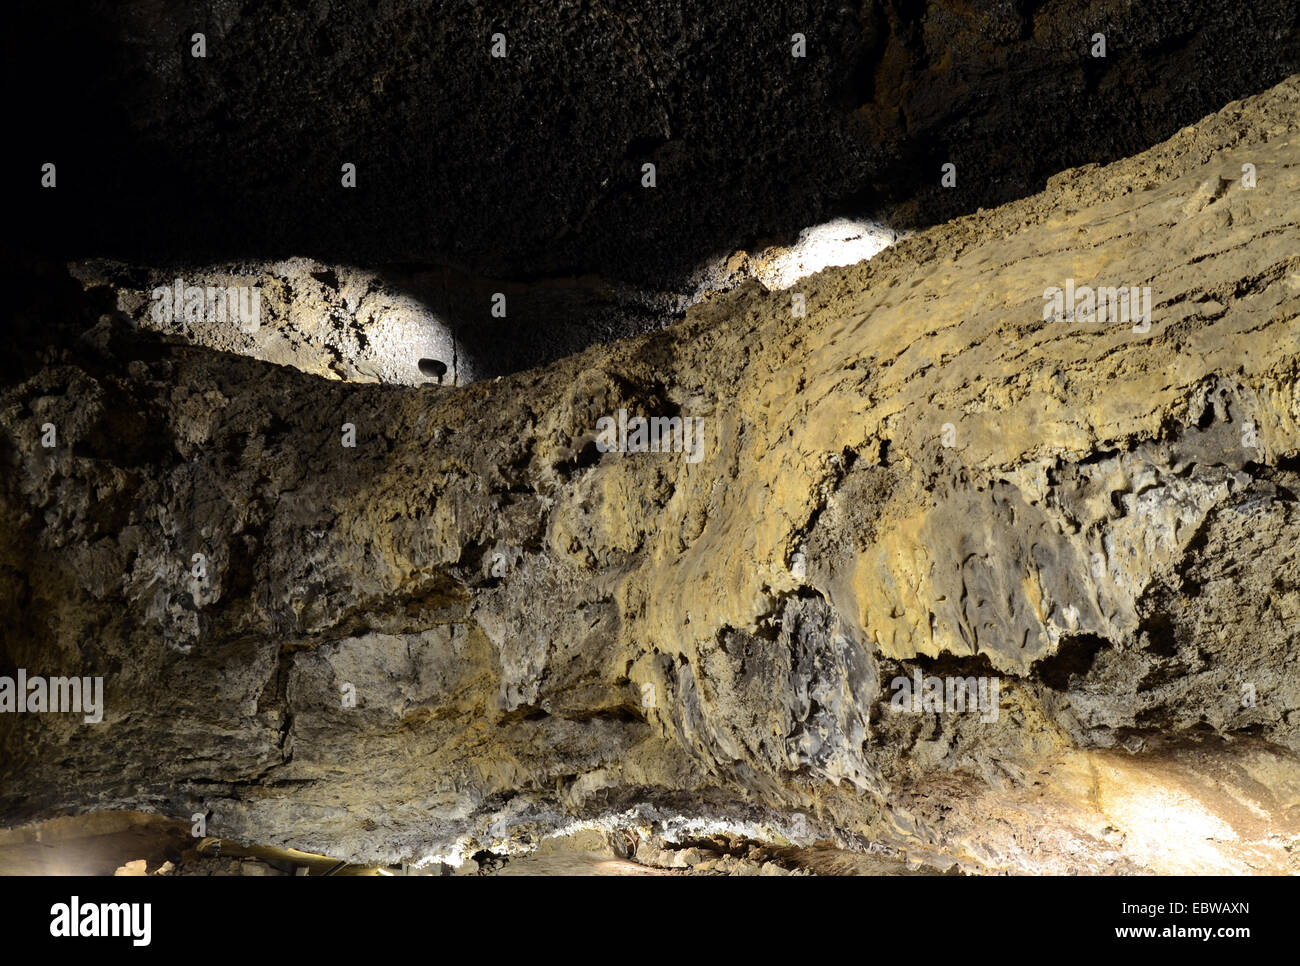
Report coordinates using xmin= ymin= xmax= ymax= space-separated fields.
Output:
xmin=418 ymin=358 xmax=447 ymax=380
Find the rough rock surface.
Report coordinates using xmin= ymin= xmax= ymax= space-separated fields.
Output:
xmin=2 ymin=76 xmax=1299 ymax=874
xmin=68 ymin=258 xmax=463 ymax=386
xmin=63 ymin=257 xmax=705 ymax=385
xmin=62 ymin=220 xmax=907 ymax=386
xmin=9 ymin=0 xmax=1300 ymax=286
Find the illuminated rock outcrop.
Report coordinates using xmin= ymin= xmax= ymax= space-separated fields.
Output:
xmin=2 ymin=76 xmax=1298 ymax=874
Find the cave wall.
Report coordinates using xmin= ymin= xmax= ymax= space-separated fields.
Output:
xmin=7 ymin=0 xmax=1299 ymax=286
xmin=2 ymin=75 xmax=1297 ymax=872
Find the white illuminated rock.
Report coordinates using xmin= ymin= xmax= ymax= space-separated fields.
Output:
xmin=751 ymin=217 xmax=898 ymax=290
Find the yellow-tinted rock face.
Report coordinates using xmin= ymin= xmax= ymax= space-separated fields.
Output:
xmin=2 ymin=78 xmax=1298 ymax=874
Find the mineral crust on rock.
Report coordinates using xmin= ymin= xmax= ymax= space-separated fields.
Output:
xmin=2 ymin=76 xmax=1299 ymax=875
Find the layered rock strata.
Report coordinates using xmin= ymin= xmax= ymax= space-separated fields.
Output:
xmin=2 ymin=77 xmax=1298 ymax=874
